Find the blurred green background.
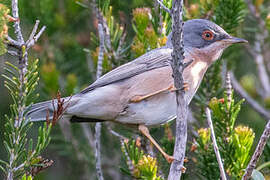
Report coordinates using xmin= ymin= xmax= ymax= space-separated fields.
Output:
xmin=1 ymin=0 xmax=270 ymax=179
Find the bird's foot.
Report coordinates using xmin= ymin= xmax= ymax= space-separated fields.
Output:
xmin=168 ymin=83 xmax=189 ymax=92
xmin=183 ymin=82 xmax=189 ymax=91
xmin=130 ymin=95 xmax=144 ymax=103
xmin=164 ymin=154 xmax=174 ymax=163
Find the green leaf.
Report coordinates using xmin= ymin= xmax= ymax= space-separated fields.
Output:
xmin=0 ymin=159 xmax=7 ymax=166
xmin=21 ymin=174 xmax=32 ymax=180
xmin=5 ymin=61 xmax=19 ymax=72
xmin=75 ymin=1 xmax=89 ymax=9
xmin=0 ymin=164 xmax=6 ymax=173
xmin=257 ymin=161 xmax=270 ymax=171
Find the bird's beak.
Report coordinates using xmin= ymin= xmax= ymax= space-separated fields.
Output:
xmin=223 ymin=36 xmax=248 ymax=44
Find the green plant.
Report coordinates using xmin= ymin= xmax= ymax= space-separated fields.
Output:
xmin=131 ymin=5 xmax=169 ymax=57
xmin=120 ymin=139 xmax=164 ymax=180
xmin=1 ymin=59 xmax=52 ymax=179
xmin=192 ymin=92 xmax=255 ymax=179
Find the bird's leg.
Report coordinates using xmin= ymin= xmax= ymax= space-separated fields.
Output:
xmin=138 ymin=124 xmax=174 ymax=163
xmin=130 ymin=83 xmax=189 ymax=103
xmin=169 ymin=82 xmax=189 ymax=92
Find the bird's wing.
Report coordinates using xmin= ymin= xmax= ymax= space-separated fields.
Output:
xmin=80 ymin=48 xmax=172 ymax=94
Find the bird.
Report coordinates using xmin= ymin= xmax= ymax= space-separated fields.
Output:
xmin=26 ymin=19 xmax=247 ymax=163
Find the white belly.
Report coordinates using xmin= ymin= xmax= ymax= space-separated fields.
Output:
xmin=114 ymin=91 xmax=177 ymax=126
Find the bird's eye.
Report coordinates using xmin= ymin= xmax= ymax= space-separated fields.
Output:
xmin=202 ymin=30 xmax=214 ymax=41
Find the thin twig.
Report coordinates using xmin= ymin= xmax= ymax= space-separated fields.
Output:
xmin=26 ymin=20 xmax=40 ymax=45
xmin=206 ymin=108 xmax=227 ymax=180
xmin=229 ymin=71 xmax=270 ymax=121
xmin=226 ymin=72 xmax=232 ymax=105
xmin=12 ymin=163 xmax=25 ymax=172
xmin=5 ymin=36 xmax=21 ymax=47
xmin=155 ymin=0 xmax=171 ymax=14
xmin=29 ymin=158 xmax=53 ymax=177
xmin=7 ymin=50 xmax=19 ymax=56
xmin=95 ymin=123 xmax=103 ymax=180
xmin=26 ymin=26 xmax=46 ymax=50
xmin=168 ymin=0 xmax=187 ymax=179
xmin=107 ymin=126 xmax=128 ymax=141
xmin=121 ymin=139 xmax=134 ymax=175
xmin=242 ymin=120 xmax=270 ymax=180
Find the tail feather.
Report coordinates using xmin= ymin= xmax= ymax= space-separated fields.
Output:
xmin=25 ymin=96 xmax=71 ymax=122
xmin=25 ymin=100 xmax=54 ymax=122
xmin=26 ymin=95 xmax=107 ymax=123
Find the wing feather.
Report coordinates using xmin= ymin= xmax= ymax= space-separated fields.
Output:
xmin=80 ymin=48 xmax=172 ymax=94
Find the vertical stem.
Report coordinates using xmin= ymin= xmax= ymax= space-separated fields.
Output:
xmin=168 ymin=0 xmax=187 ymax=179
xmin=96 ymin=23 xmax=105 ymax=79
xmin=95 ymin=22 xmax=105 ymax=180
xmin=95 ymin=123 xmax=103 ymax=180
xmin=11 ymin=0 xmax=24 ymax=43
xmin=206 ymin=108 xmax=227 ymax=180
xmin=11 ymin=0 xmax=27 ymax=128
xmin=226 ymin=72 xmax=232 ymax=105
xmin=5 ymin=1 xmax=46 ymax=179
xmin=7 ymin=1 xmax=26 ymax=179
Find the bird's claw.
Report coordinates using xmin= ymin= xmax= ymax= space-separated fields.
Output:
xmin=183 ymin=82 xmax=189 ymax=91
xmin=130 ymin=95 xmax=143 ymax=103
xmin=165 ymin=155 xmax=175 ymax=163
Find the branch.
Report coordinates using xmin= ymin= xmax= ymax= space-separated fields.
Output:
xmin=11 ymin=0 xmax=24 ymax=44
xmin=155 ymin=0 xmax=171 ymax=14
xmin=5 ymin=36 xmax=21 ymax=47
xmin=206 ymin=108 xmax=227 ymax=180
xmin=26 ymin=20 xmax=40 ymax=43
xmin=94 ymin=13 xmax=105 ymax=180
xmin=26 ymin=25 xmax=46 ymax=50
xmin=120 ymin=139 xmax=134 ymax=175
xmin=7 ymin=50 xmax=19 ymax=56
xmin=95 ymin=122 xmax=103 ymax=180
xmin=229 ymin=71 xmax=270 ymax=121
xmin=226 ymin=72 xmax=232 ymax=104
xmin=242 ymin=120 xmax=270 ymax=180
xmin=168 ymin=0 xmax=187 ymax=179
xmin=107 ymin=125 xmax=128 ymax=141
xmin=96 ymin=23 xmax=105 ymax=79
xmin=29 ymin=158 xmax=53 ymax=177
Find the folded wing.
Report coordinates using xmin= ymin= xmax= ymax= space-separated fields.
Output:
xmin=80 ymin=48 xmax=172 ymax=94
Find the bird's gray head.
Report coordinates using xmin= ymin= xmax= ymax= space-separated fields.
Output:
xmin=166 ymin=19 xmax=247 ymax=62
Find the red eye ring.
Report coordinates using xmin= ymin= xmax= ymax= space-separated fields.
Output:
xmin=202 ymin=30 xmax=214 ymax=40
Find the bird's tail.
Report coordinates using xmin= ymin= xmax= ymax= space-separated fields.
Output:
xmin=25 ymin=97 xmax=71 ymax=122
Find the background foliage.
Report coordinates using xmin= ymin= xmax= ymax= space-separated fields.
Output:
xmin=1 ymin=0 xmax=270 ymax=179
